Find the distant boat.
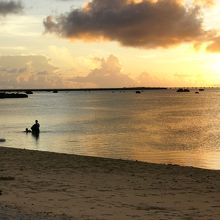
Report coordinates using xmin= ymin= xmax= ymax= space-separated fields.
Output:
xmin=199 ymin=89 xmax=205 ymax=91
xmin=0 ymin=93 xmax=28 ymax=99
xmin=136 ymin=91 xmax=141 ymax=94
xmin=195 ymin=91 xmax=199 ymax=94
xmin=176 ymin=88 xmax=190 ymax=93
xmin=53 ymin=90 xmax=58 ymax=93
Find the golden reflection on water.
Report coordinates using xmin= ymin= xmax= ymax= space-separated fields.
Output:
xmin=1 ymin=90 xmax=220 ymax=170
xmin=130 ymin=148 xmax=220 ymax=170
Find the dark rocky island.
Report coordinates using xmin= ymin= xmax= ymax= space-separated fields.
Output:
xmin=25 ymin=90 xmax=33 ymax=94
xmin=176 ymin=88 xmax=190 ymax=92
xmin=0 ymin=93 xmax=28 ymax=99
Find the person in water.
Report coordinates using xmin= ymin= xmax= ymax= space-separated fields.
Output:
xmin=25 ymin=128 xmax=32 ymax=133
xmin=31 ymin=120 xmax=40 ymax=134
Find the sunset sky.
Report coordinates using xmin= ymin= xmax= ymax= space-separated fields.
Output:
xmin=1 ymin=0 xmax=220 ymax=88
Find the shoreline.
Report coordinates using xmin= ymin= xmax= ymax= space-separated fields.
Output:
xmin=0 ymin=146 xmax=220 ymax=219
xmin=1 ymin=146 xmax=218 ymax=171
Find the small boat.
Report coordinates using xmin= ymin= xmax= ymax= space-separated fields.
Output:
xmin=199 ymin=89 xmax=205 ymax=91
xmin=136 ymin=91 xmax=141 ymax=94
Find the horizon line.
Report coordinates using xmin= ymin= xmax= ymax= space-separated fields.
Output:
xmin=0 ymin=86 xmax=218 ymax=92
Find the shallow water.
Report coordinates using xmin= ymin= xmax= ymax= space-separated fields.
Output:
xmin=1 ymin=89 xmax=220 ymax=170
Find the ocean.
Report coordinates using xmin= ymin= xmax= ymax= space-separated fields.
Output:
xmin=1 ymin=89 xmax=220 ymax=170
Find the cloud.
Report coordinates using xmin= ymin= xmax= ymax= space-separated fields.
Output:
xmin=0 ymin=1 xmax=23 ymax=16
xmin=44 ymin=0 xmax=207 ymax=48
xmin=1 ymin=54 xmax=208 ymax=88
xmin=72 ymin=55 xmax=136 ymax=87
xmin=193 ymin=0 xmax=215 ymax=7
xmin=136 ymin=72 xmax=171 ymax=87
xmin=0 ymin=66 xmax=27 ymax=74
xmin=135 ymin=71 xmax=209 ymax=87
xmin=0 ymin=55 xmax=66 ymax=89
xmin=206 ymin=36 xmax=220 ymax=52
xmin=69 ymin=54 xmax=209 ymax=88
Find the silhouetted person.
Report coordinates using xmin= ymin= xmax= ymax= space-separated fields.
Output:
xmin=25 ymin=128 xmax=31 ymax=133
xmin=31 ymin=120 xmax=40 ymax=135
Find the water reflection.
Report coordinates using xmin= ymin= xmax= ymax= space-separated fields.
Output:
xmin=32 ymin=132 xmax=40 ymax=143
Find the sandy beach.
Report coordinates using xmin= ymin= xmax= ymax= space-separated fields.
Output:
xmin=0 ymin=147 xmax=220 ymax=220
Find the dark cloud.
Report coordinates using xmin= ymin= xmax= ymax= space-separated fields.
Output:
xmin=44 ymin=0 xmax=206 ymax=48
xmin=0 ymin=1 xmax=23 ymax=16
xmin=72 ymin=55 xmax=136 ymax=87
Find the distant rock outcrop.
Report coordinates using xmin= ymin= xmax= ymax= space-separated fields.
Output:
xmin=176 ymin=88 xmax=190 ymax=93
xmin=25 ymin=90 xmax=33 ymax=94
xmin=0 ymin=138 xmax=6 ymax=142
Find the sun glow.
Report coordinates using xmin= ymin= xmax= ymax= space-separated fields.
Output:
xmin=205 ymin=54 xmax=220 ymax=75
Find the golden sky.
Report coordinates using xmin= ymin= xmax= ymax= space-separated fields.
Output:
xmin=0 ymin=0 xmax=220 ymax=88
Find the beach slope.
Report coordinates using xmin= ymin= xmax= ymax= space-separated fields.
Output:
xmin=0 ymin=147 xmax=220 ymax=219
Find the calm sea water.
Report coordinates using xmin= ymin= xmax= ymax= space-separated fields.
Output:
xmin=1 ymin=89 xmax=220 ymax=170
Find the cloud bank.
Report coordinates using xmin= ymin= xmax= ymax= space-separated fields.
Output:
xmin=44 ymin=0 xmax=207 ymax=48
xmin=72 ymin=55 xmax=136 ymax=87
xmin=71 ymin=55 xmax=197 ymax=88
xmin=0 ymin=1 xmax=23 ymax=16
xmin=0 ymin=54 xmax=208 ymax=88
xmin=0 ymin=55 xmax=65 ymax=89
xmin=0 ymin=54 xmax=136 ymax=89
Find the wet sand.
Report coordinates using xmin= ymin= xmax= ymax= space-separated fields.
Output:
xmin=0 ymin=146 xmax=220 ymax=219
